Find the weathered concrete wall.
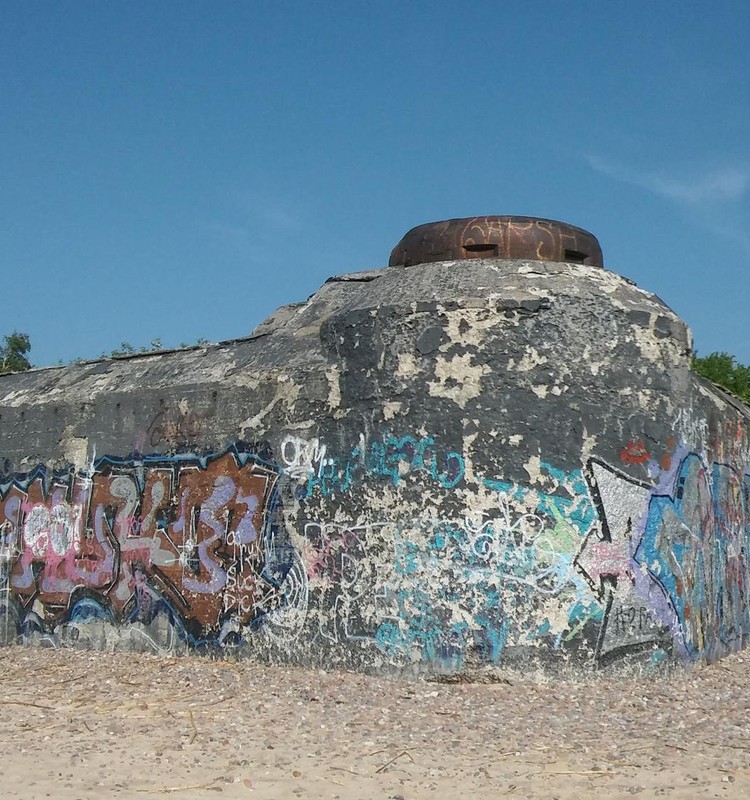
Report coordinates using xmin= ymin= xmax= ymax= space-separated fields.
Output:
xmin=1 ymin=257 xmax=748 ymax=678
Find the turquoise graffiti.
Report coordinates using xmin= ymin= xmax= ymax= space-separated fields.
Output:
xmin=483 ymin=461 xmax=598 ymax=534
xmin=300 ymin=433 xmax=465 ymax=498
xmin=374 ymin=469 xmax=603 ymax=669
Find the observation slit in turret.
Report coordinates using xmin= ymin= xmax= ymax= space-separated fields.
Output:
xmin=389 ymin=216 xmax=604 ymax=268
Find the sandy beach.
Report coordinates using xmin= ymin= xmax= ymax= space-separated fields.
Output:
xmin=0 ymin=646 xmax=748 ymax=799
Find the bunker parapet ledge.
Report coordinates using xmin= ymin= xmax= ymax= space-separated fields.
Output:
xmin=1 ymin=215 xmax=748 ymax=679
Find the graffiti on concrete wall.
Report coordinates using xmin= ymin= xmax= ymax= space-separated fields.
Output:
xmin=574 ymin=459 xmax=670 ymax=665
xmin=278 ymin=424 xmax=750 ymax=670
xmin=286 ymin=435 xmax=604 ymax=668
xmin=2 ymin=422 xmax=749 ymax=673
xmin=576 ymin=449 xmax=750 ymax=666
xmin=376 ymin=495 xmax=601 ymax=668
xmin=0 ymin=447 xmax=307 ymax=646
xmin=283 ymin=432 xmax=465 ymax=497
xmin=299 ymin=474 xmax=604 ymax=669
xmin=298 ymin=437 xmax=750 ymax=671
xmin=303 ymin=521 xmax=397 ymax=648
xmin=637 ymin=454 xmax=750 ymax=660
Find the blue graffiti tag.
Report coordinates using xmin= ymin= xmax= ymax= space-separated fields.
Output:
xmin=304 ymin=433 xmax=465 ymax=497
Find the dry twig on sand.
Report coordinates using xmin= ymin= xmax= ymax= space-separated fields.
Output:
xmin=0 ymin=699 xmax=54 ymax=710
xmin=137 ymin=780 xmax=220 ymax=794
xmin=376 ymin=750 xmax=415 ymax=774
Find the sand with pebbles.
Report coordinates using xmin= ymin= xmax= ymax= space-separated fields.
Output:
xmin=1 ymin=646 xmax=749 ymax=799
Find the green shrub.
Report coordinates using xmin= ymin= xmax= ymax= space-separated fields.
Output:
xmin=692 ymin=351 xmax=750 ymax=405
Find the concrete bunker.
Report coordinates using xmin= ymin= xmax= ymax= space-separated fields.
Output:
xmin=0 ymin=216 xmax=747 ymax=680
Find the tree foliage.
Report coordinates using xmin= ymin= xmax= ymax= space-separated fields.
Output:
xmin=692 ymin=351 xmax=750 ymax=405
xmin=0 ymin=331 xmax=31 ymax=375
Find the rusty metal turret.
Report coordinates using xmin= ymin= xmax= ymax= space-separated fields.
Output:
xmin=389 ymin=216 xmax=603 ymax=268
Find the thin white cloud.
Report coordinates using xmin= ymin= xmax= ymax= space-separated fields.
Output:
xmin=236 ymin=190 xmax=307 ymax=234
xmin=202 ymin=188 xmax=312 ymax=255
xmin=586 ymin=155 xmax=748 ymax=205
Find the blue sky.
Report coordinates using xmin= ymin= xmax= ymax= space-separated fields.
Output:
xmin=2 ymin=1 xmax=749 ymax=367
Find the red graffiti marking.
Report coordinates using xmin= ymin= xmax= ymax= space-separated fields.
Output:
xmin=620 ymin=439 xmax=650 ymax=465
xmin=661 ymin=436 xmax=676 ymax=471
